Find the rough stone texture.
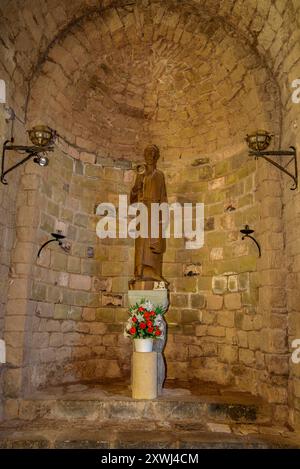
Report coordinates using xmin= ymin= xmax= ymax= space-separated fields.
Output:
xmin=1 ymin=381 xmax=299 ymax=449
xmin=0 ymin=0 xmax=299 ymax=433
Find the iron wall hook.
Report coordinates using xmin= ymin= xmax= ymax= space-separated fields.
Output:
xmin=240 ymin=225 xmax=261 ymax=257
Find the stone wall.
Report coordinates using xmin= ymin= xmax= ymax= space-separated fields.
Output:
xmin=0 ymin=90 xmax=27 ymax=417
xmin=162 ymin=150 xmax=260 ymax=388
xmin=0 ymin=140 xmax=267 ymax=398
xmin=280 ymin=28 xmax=300 ymax=428
xmin=1 ymin=0 xmax=300 ymax=430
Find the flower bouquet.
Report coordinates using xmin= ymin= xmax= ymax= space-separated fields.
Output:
xmin=124 ymin=300 xmax=165 ymax=351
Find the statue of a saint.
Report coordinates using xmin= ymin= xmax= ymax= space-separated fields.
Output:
xmin=129 ymin=145 xmax=168 ymax=288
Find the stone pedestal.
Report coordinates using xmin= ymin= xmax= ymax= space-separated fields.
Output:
xmin=132 ymin=352 xmax=157 ymax=399
xmin=128 ymin=289 xmax=169 ymax=396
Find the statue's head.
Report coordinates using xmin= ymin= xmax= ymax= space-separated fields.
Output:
xmin=144 ymin=144 xmax=160 ymax=164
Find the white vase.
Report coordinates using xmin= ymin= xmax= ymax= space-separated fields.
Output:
xmin=134 ymin=338 xmax=153 ymax=352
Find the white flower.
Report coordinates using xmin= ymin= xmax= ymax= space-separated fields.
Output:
xmin=144 ymin=300 xmax=154 ymax=310
xmin=154 ymin=314 xmax=163 ymax=326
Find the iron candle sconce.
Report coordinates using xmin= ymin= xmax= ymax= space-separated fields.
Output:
xmin=1 ymin=125 xmax=56 ymax=185
xmin=37 ymin=232 xmax=66 ymax=258
xmin=240 ymin=225 xmax=261 ymax=257
xmin=245 ymin=130 xmax=298 ymax=190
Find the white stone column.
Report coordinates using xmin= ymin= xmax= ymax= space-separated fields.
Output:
xmin=132 ymin=351 xmax=157 ymax=399
xmin=128 ymin=289 xmax=169 ymax=396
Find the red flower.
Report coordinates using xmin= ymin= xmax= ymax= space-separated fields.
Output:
xmin=147 ymin=327 xmax=154 ymax=333
xmin=150 ymin=311 xmax=155 ymax=315
xmin=155 ymin=330 xmax=161 ymax=336
xmin=130 ymin=327 xmax=136 ymax=335
xmin=146 ymin=320 xmax=153 ymax=327
xmin=144 ymin=312 xmax=151 ymax=319
xmin=132 ymin=317 xmax=137 ymax=323
xmin=140 ymin=322 xmax=146 ymax=329
xmin=138 ymin=307 xmax=144 ymax=312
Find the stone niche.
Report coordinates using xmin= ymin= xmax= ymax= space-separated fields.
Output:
xmin=2 ymin=0 xmax=298 ymax=429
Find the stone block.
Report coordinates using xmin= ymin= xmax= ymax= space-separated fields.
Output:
xmin=40 ymin=348 xmax=56 ymax=363
xmin=115 ymin=308 xmax=129 ymax=322
xmin=82 ymin=308 xmax=96 ymax=321
xmin=81 ymin=260 xmax=98 ymax=276
xmin=6 ymin=346 xmax=24 ymax=366
xmin=247 ymin=331 xmax=261 ymax=351
xmin=102 ymin=293 xmax=123 ymax=307
xmin=51 ymin=251 xmax=67 ymax=271
xmin=210 ymin=247 xmax=223 ymax=261
xmin=166 ymin=308 xmax=180 ymax=324
xmin=5 ymin=315 xmax=27 ymax=332
xmin=224 ymin=293 xmax=241 ymax=310
xmin=238 ymin=272 xmax=249 ymax=291
xmin=6 ymin=299 xmax=28 ymax=316
xmin=32 ymin=332 xmax=49 ymax=348
xmin=265 ymin=354 xmax=289 ymax=375
xmin=103 ymin=334 xmax=118 ymax=346
xmin=212 ymin=275 xmax=227 ymax=294
xmin=8 ymin=279 xmax=28 ymax=300
xmin=102 ymin=262 xmax=124 ymax=276
xmin=174 ymin=277 xmax=197 ymax=293
xmin=195 ymin=325 xmax=208 ymax=336
xmin=54 ymin=304 xmax=69 ymax=320
xmin=49 ymin=332 xmax=64 ymax=347
xmin=96 ymin=308 xmax=115 ymax=322
xmin=56 ymin=347 xmax=71 ymax=361
xmin=207 ymin=326 xmax=226 ymax=337
xmin=91 ymin=323 xmax=107 ymax=335
xmin=219 ymin=344 xmax=238 ymax=363
xmin=239 ymin=349 xmax=255 ymax=365
xmin=237 ymin=331 xmax=248 ymax=348
xmin=170 ymin=294 xmax=188 ymax=308
xmin=261 ymin=329 xmax=287 ymax=354
xmin=64 ymin=332 xmax=81 ymax=346
xmin=69 ymin=274 xmax=92 ymax=291
xmin=190 ymin=294 xmax=205 ymax=308
xmin=93 ymin=277 xmax=112 ymax=293
xmin=206 ymin=294 xmax=223 ymax=310
xmin=3 ymin=369 xmax=23 ymax=397
xmin=67 ymin=306 xmax=82 ymax=321
xmin=80 ymin=152 xmax=96 ymax=164
xmin=183 ymin=263 xmax=201 ymax=276
xmin=228 ymin=275 xmax=238 ymax=292
xmin=67 ymin=256 xmax=81 ymax=274
xmin=218 ymin=310 xmax=235 ymax=328
xmin=181 ymin=309 xmax=201 ymax=323
xmin=204 ymin=217 xmax=215 ymax=231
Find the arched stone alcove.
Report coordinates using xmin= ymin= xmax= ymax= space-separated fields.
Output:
xmin=0 ymin=0 xmax=300 ymax=432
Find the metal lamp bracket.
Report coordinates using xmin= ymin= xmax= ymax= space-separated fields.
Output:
xmin=1 ymin=138 xmax=53 ymax=185
xmin=249 ymin=146 xmax=297 ymax=190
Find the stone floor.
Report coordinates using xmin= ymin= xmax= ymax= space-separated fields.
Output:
xmin=0 ymin=380 xmax=299 ymax=448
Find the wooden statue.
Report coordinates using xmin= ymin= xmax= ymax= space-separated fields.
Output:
xmin=129 ymin=145 xmax=168 ymax=289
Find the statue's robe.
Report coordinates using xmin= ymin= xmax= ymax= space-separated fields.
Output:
xmin=130 ymin=169 xmax=167 ymax=280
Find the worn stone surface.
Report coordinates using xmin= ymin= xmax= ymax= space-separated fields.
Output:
xmin=0 ymin=381 xmax=299 ymax=449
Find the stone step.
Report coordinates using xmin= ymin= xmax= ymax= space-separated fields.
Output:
xmin=0 ymin=420 xmax=297 ymax=449
xmin=4 ymin=390 xmax=272 ymax=425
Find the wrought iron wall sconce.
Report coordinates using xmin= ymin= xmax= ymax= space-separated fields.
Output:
xmin=1 ymin=125 xmax=56 ymax=185
xmin=240 ymin=225 xmax=261 ymax=257
xmin=37 ymin=232 xmax=66 ymax=258
xmin=245 ymin=130 xmax=297 ymax=190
